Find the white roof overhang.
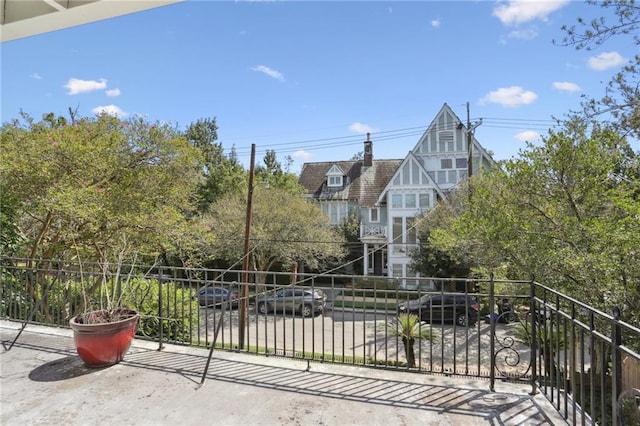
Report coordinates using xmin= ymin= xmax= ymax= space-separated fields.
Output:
xmin=1 ymin=0 xmax=184 ymax=43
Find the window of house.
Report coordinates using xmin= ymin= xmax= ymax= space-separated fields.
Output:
xmin=405 ymin=194 xmax=416 ymax=208
xmin=456 ymin=158 xmax=467 ymax=169
xmin=391 ymin=194 xmax=402 ymax=208
xmin=330 ymin=204 xmax=339 ymax=224
xmin=327 ymin=175 xmax=343 ymax=187
xmin=448 ymin=170 xmax=457 ymax=183
xmin=441 ymin=159 xmax=453 ymax=169
xmin=323 ymin=202 xmax=349 ymax=225
xmin=437 ymin=171 xmax=446 ymax=184
xmin=391 ymin=264 xmax=403 ymax=278
xmin=392 ymin=217 xmax=403 ymax=243
xmin=419 ymin=193 xmax=430 ymax=209
xmin=370 ymin=208 xmax=379 ymax=222
xmin=406 ymin=217 xmax=417 ymax=244
xmin=438 ymin=131 xmax=454 ymax=152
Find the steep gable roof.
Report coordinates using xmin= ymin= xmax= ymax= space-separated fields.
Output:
xmin=376 ymin=151 xmax=446 ymax=205
xmin=412 ymin=102 xmax=496 ymax=166
xmin=411 ymin=103 xmax=463 ymax=154
xmin=298 ymin=159 xmax=402 ymax=208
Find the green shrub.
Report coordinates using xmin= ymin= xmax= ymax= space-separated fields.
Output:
xmin=122 ymin=278 xmax=198 ymax=343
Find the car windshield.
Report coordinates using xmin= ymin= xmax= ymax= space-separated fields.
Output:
xmin=418 ymin=294 xmax=432 ymax=304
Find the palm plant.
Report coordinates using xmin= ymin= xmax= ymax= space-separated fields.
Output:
xmin=385 ymin=313 xmax=438 ymax=368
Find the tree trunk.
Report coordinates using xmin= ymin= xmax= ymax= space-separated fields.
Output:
xmin=403 ymin=337 xmax=416 ymax=368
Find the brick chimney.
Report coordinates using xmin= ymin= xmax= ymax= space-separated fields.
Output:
xmin=364 ymin=132 xmax=373 ymax=167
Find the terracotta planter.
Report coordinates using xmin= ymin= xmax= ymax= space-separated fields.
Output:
xmin=69 ymin=309 xmax=139 ymax=367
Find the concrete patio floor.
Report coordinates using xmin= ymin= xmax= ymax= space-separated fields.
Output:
xmin=0 ymin=321 xmax=568 ymax=425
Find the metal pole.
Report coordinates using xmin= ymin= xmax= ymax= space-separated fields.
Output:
xmin=157 ymin=266 xmax=164 ymax=351
xmin=489 ymin=272 xmax=496 ymax=391
xmin=611 ymin=306 xmax=622 ymax=425
xmin=467 ymin=101 xmax=472 ymax=180
xmin=238 ymin=144 xmax=256 ymax=350
xmin=530 ymin=275 xmax=538 ymax=395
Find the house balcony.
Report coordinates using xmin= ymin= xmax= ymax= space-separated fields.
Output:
xmin=360 ymin=224 xmax=387 ymax=240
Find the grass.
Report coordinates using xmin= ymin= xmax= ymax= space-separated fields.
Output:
xmin=331 ymin=299 xmax=397 ymax=311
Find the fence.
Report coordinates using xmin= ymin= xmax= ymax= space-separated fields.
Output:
xmin=1 ymin=257 xmax=639 ymax=425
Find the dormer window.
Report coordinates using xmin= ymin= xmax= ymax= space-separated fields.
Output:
xmin=328 ymin=175 xmax=343 ymax=187
xmin=325 ymin=164 xmax=345 ymax=188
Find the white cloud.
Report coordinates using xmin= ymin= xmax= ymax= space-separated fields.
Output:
xmin=493 ymin=0 xmax=569 ymax=26
xmin=105 ymin=88 xmax=121 ymax=97
xmin=552 ymin=81 xmax=582 ymax=93
xmin=251 ymin=65 xmax=285 ymax=82
xmin=349 ymin=122 xmax=375 ymax=134
xmin=587 ymin=51 xmax=627 ymax=71
xmin=293 ymin=149 xmax=312 ymax=160
xmin=431 ymin=19 xmax=441 ymax=28
xmin=64 ymin=78 xmax=107 ymax=95
xmin=30 ymin=73 xmax=42 ymax=80
xmin=480 ymin=86 xmax=538 ymax=107
xmin=515 ymin=130 xmax=541 ymax=142
xmin=91 ymin=104 xmax=127 ymax=117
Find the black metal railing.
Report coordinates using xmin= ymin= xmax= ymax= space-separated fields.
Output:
xmin=1 ymin=257 xmax=639 ymax=425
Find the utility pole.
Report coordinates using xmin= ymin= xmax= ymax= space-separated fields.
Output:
xmin=238 ymin=143 xmax=256 ymax=350
xmin=465 ymin=102 xmax=482 ymax=199
xmin=467 ymin=102 xmax=472 ymax=180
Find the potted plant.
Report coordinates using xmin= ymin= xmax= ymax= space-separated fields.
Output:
xmin=68 ymin=260 xmax=140 ymax=367
xmin=69 ymin=307 xmax=139 ymax=367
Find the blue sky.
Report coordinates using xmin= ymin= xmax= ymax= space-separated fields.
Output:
xmin=1 ymin=1 xmax=635 ymax=172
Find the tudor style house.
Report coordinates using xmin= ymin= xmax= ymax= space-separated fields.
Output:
xmin=298 ymin=103 xmax=494 ymax=286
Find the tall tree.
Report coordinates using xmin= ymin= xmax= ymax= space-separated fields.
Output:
xmin=203 ymin=186 xmax=346 ymax=282
xmin=555 ymin=0 xmax=640 ymax=139
xmin=0 ymin=112 xmax=204 ymax=263
xmin=420 ymin=119 xmax=640 ymax=325
xmin=184 ymin=118 xmax=245 ymax=211
xmin=255 ymin=149 xmax=301 ymax=193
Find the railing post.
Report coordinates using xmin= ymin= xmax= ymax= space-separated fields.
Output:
xmin=157 ymin=266 xmax=164 ymax=351
xmin=489 ymin=272 xmax=496 ymax=391
xmin=612 ymin=306 xmax=622 ymax=425
xmin=530 ymin=275 xmax=538 ymax=395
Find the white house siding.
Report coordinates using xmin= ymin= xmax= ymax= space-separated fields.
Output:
xmin=378 ymin=153 xmax=442 ymax=285
xmin=378 ymin=104 xmax=495 ymax=285
xmin=298 ymin=103 xmax=494 ymax=282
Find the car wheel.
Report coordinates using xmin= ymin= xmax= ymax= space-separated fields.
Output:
xmin=300 ymin=304 xmax=313 ymax=318
xmin=455 ymin=313 xmax=470 ymax=327
xmin=257 ymin=302 xmax=270 ymax=314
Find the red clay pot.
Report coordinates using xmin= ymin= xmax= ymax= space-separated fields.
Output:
xmin=69 ymin=309 xmax=139 ymax=367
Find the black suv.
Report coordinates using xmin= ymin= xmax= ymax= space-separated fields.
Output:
xmin=397 ymin=294 xmax=480 ymax=326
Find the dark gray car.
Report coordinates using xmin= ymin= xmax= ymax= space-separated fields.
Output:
xmin=194 ymin=286 xmax=239 ymax=308
xmin=397 ymin=294 xmax=480 ymax=326
xmin=256 ymin=287 xmax=325 ymax=318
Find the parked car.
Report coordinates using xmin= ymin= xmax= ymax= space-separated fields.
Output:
xmin=256 ymin=287 xmax=326 ymax=318
xmin=194 ymin=286 xmax=239 ymax=308
xmin=397 ymin=294 xmax=480 ymax=327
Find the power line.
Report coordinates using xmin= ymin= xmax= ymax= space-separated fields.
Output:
xmin=226 ymin=117 xmax=562 ymax=157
